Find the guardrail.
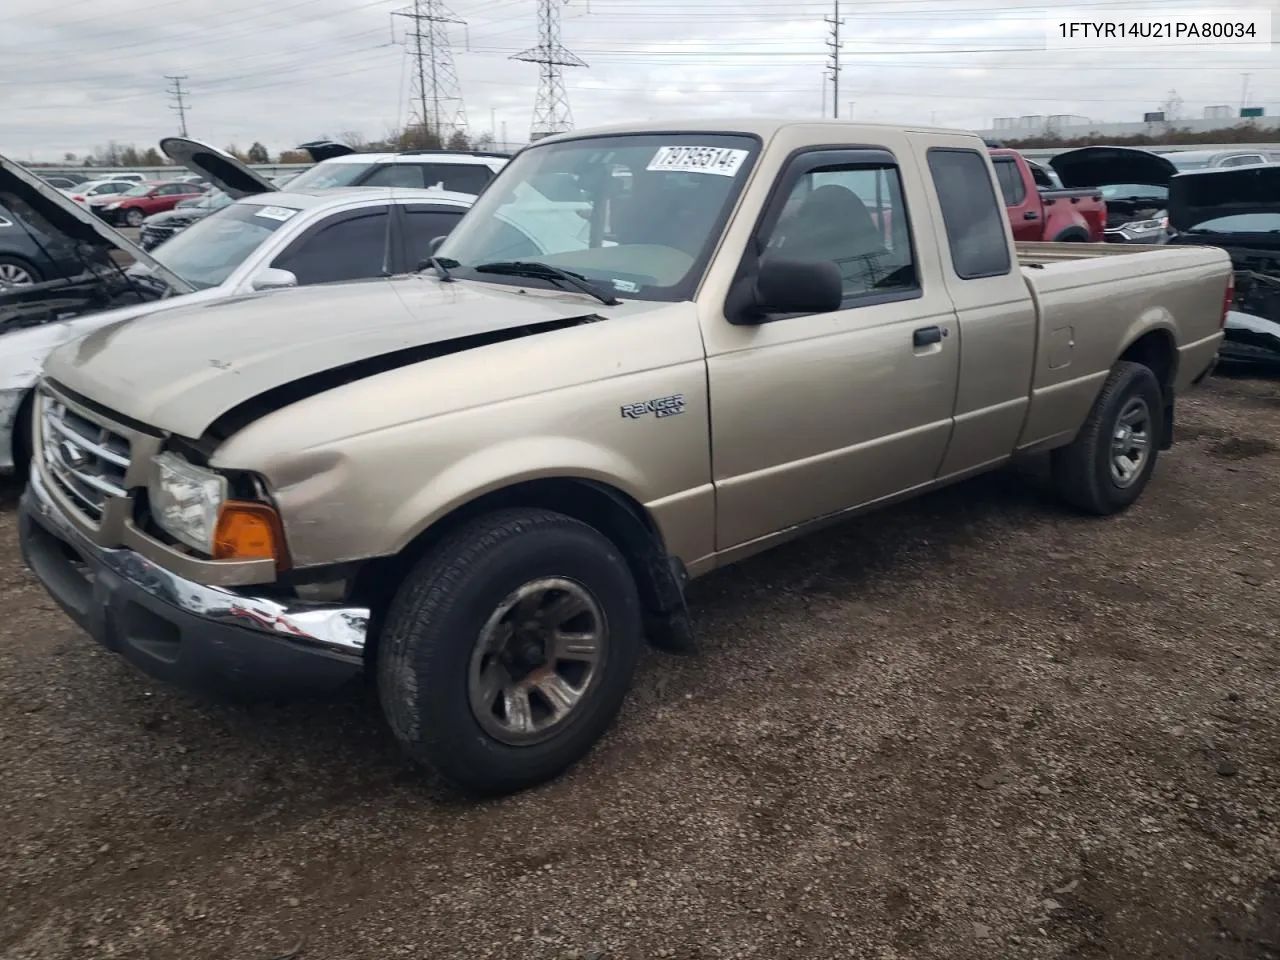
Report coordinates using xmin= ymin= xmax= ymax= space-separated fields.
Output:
xmin=28 ymin=163 xmax=314 ymax=180
xmin=1015 ymin=143 xmax=1280 ymax=161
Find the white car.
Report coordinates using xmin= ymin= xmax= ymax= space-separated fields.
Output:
xmin=232 ymin=137 xmax=509 ymax=195
xmin=59 ymin=178 xmax=139 ymax=205
xmin=0 ymin=143 xmax=476 ymax=477
xmin=0 ymin=138 xmax=588 ymax=477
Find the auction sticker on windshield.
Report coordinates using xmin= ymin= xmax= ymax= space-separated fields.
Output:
xmin=647 ymin=146 xmax=748 ymax=177
xmin=254 ymin=205 xmax=299 ymax=222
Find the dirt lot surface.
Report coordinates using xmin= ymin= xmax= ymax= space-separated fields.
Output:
xmin=2 ymin=373 xmax=1279 ymax=960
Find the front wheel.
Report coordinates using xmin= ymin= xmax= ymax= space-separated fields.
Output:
xmin=1051 ymin=360 xmax=1164 ymax=515
xmin=124 ymin=208 xmax=145 ymax=227
xmin=376 ymin=508 xmax=644 ymax=796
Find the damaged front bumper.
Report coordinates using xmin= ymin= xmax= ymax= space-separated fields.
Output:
xmin=20 ymin=467 xmax=370 ymax=697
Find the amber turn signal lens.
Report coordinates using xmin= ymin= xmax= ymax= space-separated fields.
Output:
xmin=212 ymin=500 xmax=291 ymax=570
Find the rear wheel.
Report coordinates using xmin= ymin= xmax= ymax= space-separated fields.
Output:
xmin=376 ymin=508 xmax=644 ymax=796
xmin=1051 ymin=360 xmax=1164 ymax=515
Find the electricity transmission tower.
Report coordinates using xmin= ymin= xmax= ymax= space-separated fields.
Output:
xmin=165 ymin=75 xmax=190 ymax=137
xmin=512 ymin=0 xmax=586 ymax=141
xmin=394 ymin=0 xmax=468 ymax=147
xmin=824 ymin=0 xmax=843 ymax=119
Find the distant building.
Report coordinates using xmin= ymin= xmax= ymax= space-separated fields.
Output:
xmin=976 ymin=111 xmax=1276 ymax=141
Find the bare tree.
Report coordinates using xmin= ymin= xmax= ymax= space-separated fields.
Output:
xmin=338 ymin=130 xmax=368 ymax=150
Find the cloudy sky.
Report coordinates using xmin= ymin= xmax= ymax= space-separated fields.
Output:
xmin=2 ymin=0 xmax=1276 ymax=160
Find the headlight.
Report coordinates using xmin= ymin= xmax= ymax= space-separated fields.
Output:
xmin=105 ymin=202 xmax=121 ymax=211
xmin=1124 ymin=219 xmax=1164 ymax=233
xmin=148 ymin=452 xmax=227 ymax=552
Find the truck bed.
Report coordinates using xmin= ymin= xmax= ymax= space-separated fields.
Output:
xmin=1015 ymin=239 xmax=1233 ymax=450
xmin=1015 ymin=239 xmax=1167 ymax=266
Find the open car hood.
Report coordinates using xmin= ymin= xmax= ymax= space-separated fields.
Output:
xmin=0 ymin=152 xmax=194 ymax=296
xmin=1049 ymin=146 xmax=1179 ymax=190
xmin=1168 ymin=164 xmax=1280 ymax=233
xmin=297 ymin=139 xmax=358 ymax=162
xmin=159 ymin=137 xmax=278 ymax=199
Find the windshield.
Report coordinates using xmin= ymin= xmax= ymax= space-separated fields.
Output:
xmin=284 ymin=161 xmax=374 ymax=191
xmin=121 ymin=183 xmax=152 ymax=197
xmin=1167 ymin=156 xmax=1212 ymax=171
xmin=1186 ymin=213 xmax=1280 ymax=234
xmin=146 ymin=201 xmax=300 ymax=289
xmin=1100 ymin=183 xmax=1169 ymax=201
xmin=438 ymin=133 xmax=760 ymax=301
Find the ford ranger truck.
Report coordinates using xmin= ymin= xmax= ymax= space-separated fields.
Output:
xmin=988 ymin=148 xmax=1106 ymax=243
xmin=19 ymin=120 xmax=1231 ymax=797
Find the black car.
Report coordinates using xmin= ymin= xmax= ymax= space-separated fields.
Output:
xmin=0 ymin=200 xmax=88 ymax=290
xmin=0 ymin=161 xmax=188 ymax=336
xmin=138 ymin=187 xmax=235 ymax=250
xmin=1049 ymin=146 xmax=1176 ymax=244
xmin=1164 ymin=163 xmax=1280 ymax=368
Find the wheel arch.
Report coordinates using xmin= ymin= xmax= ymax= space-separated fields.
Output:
xmin=1050 ymin=226 xmax=1090 ymax=242
xmin=8 ymin=387 xmax=35 ymax=478
xmin=1117 ymin=327 xmax=1178 ymax=449
xmin=353 ymin=476 xmax=692 ymax=661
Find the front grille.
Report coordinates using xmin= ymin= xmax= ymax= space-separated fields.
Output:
xmin=38 ymin=393 xmax=133 ymax=524
xmin=140 ymin=224 xmax=177 ymax=249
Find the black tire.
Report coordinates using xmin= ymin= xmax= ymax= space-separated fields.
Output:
xmin=1051 ymin=360 xmax=1164 ymax=515
xmin=0 ymin=255 xmax=42 ymax=287
xmin=125 ymin=208 xmax=144 ymax=227
xmin=10 ymin=390 xmax=34 ymax=482
xmin=376 ymin=508 xmax=643 ymax=796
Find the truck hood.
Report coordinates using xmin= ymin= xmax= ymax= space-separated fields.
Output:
xmin=0 ymin=152 xmax=194 ymax=296
xmin=159 ymin=137 xmax=279 ymax=199
xmin=42 ymin=276 xmax=629 ymax=439
xmin=1167 ymin=164 xmax=1280 ymax=234
xmin=1049 ymin=146 xmax=1178 ymax=189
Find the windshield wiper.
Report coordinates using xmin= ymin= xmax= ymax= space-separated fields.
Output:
xmin=418 ymin=255 xmax=458 ymax=282
xmin=473 ymin=260 xmax=621 ymax=306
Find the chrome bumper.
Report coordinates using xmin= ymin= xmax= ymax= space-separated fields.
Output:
xmin=25 ymin=466 xmax=369 ymax=663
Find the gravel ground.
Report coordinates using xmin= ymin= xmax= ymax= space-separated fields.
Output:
xmin=2 ymin=372 xmax=1279 ymax=960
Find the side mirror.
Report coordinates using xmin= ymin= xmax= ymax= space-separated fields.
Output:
xmin=427 ymin=235 xmax=447 ymax=255
xmin=250 ymin=267 xmax=298 ymax=291
xmin=730 ymin=256 xmax=843 ymax=323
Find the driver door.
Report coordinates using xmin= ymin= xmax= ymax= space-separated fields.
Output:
xmin=702 ymin=146 xmax=961 ymax=551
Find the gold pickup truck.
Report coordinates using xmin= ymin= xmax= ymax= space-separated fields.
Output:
xmin=19 ymin=120 xmax=1231 ymax=796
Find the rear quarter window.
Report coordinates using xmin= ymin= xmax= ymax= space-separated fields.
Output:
xmin=927 ymin=147 xmax=1012 ymax=280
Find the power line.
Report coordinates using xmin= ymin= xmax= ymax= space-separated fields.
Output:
xmin=512 ymin=0 xmax=586 ymax=141
xmin=165 ymin=74 xmax=189 ymax=137
xmin=393 ymin=0 xmax=468 ymax=144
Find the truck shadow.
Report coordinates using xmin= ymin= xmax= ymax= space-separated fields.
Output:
xmin=45 ymin=460 xmax=1065 ymax=805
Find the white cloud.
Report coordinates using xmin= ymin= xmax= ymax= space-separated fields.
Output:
xmin=1 ymin=0 xmax=1276 ymax=159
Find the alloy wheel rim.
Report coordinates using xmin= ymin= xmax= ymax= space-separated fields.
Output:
xmin=0 ymin=263 xmax=34 ymax=287
xmin=467 ymin=577 xmax=607 ymax=746
xmin=1110 ymin=396 xmax=1151 ymax=488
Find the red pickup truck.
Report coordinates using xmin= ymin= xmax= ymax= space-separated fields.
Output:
xmin=989 ymin=148 xmax=1107 ymax=243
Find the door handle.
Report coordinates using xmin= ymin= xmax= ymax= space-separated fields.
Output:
xmin=913 ymin=325 xmax=945 ymax=347
xmin=1023 ymin=210 xmax=1039 ymax=220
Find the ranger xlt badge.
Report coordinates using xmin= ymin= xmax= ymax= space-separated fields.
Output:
xmin=621 ymin=394 xmax=686 ymax=419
